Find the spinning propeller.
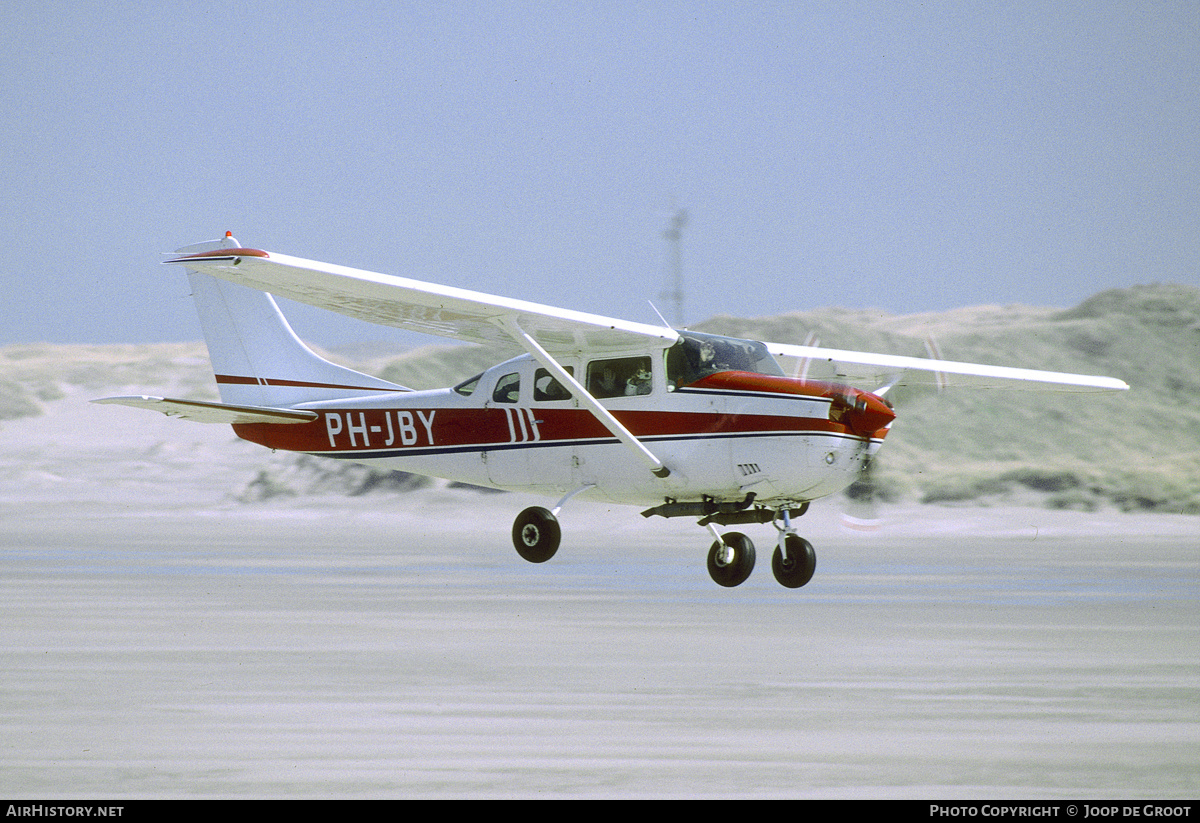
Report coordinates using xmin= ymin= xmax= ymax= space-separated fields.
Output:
xmin=838 ymin=336 xmax=945 ymax=531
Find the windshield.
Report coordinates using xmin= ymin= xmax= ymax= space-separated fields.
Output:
xmin=666 ymin=331 xmax=783 ymax=388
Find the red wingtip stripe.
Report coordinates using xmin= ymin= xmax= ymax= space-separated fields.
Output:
xmin=165 ymin=248 xmax=270 ymax=262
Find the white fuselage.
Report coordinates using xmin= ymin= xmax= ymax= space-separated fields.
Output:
xmin=232 ymin=353 xmax=890 ymax=508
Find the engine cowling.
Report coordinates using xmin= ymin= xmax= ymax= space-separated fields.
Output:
xmin=826 ymin=387 xmax=895 ymax=437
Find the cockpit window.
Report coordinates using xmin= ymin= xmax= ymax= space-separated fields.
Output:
xmin=665 ymin=331 xmax=783 ymax=389
xmin=453 ymin=372 xmax=484 ymax=396
xmin=534 ymin=367 xmax=573 ymax=401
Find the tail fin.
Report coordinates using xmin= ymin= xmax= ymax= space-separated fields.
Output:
xmin=177 ymin=234 xmax=409 ymax=408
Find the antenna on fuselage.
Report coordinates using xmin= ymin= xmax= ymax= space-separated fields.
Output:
xmin=659 ymin=207 xmax=688 ymax=328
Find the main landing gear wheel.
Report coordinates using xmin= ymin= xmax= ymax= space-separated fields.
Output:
xmin=512 ymin=506 xmax=561 ymax=563
xmin=707 ymin=532 xmax=756 ymax=587
xmin=772 ymin=533 xmax=816 ymax=589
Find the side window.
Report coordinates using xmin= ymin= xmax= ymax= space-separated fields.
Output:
xmin=533 ymin=367 xmax=573 ymax=402
xmin=492 ymin=372 xmax=520 ymax=404
xmin=587 ymin=356 xmax=653 ymax=399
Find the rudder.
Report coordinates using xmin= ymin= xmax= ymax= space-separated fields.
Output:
xmin=178 ymin=234 xmax=408 ymax=408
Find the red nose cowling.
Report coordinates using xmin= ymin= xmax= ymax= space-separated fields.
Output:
xmin=827 ymin=387 xmax=896 ymax=437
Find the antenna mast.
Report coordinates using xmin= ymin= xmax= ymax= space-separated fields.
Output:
xmin=660 ymin=207 xmax=688 ymax=327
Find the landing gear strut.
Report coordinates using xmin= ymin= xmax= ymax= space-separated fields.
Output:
xmin=698 ymin=506 xmax=816 ymax=589
xmin=511 ymin=494 xmax=819 ymax=589
xmin=510 ymin=485 xmax=594 ymax=564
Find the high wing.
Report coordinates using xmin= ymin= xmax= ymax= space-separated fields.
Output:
xmin=165 ymin=247 xmax=677 ymax=356
xmin=766 ymin=342 xmax=1129 ymax=393
xmin=167 ymin=243 xmax=1127 ymax=394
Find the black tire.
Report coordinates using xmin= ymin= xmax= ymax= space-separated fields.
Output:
xmin=512 ymin=506 xmax=561 ymax=563
xmin=772 ymin=534 xmax=816 ymax=588
xmin=706 ymin=532 xmax=756 ymax=587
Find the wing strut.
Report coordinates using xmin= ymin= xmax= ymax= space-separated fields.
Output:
xmin=499 ymin=318 xmax=671 ymax=479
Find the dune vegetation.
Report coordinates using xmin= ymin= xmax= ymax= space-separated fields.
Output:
xmin=4 ymin=283 xmax=1196 ymax=513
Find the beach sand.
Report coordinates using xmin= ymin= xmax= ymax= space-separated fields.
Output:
xmin=1 ymin=385 xmax=1196 ymax=798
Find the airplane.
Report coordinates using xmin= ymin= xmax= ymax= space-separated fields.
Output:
xmin=95 ymin=233 xmax=1130 ymax=589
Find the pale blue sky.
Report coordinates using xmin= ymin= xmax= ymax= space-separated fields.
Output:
xmin=3 ymin=1 xmax=1197 ymax=347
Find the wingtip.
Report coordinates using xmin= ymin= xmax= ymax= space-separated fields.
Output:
xmin=162 ymin=247 xmax=270 ymax=264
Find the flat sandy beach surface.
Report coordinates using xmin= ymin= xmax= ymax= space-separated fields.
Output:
xmin=1 ymin=393 xmax=1197 ymax=798
xmin=2 ymin=493 xmax=1196 ymax=799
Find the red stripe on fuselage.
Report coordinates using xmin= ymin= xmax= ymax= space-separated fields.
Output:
xmin=232 ymin=405 xmax=882 ymax=454
xmin=686 ymin=372 xmax=895 ymax=438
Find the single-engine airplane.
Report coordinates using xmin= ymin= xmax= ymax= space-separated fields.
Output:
xmin=96 ymin=233 xmax=1129 ymax=589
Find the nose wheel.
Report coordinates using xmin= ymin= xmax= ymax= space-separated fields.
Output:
xmin=769 ymin=508 xmax=816 ymax=588
xmin=771 ymin=533 xmax=816 ymax=588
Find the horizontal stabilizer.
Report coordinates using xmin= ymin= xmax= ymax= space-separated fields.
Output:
xmin=92 ymin=396 xmax=318 ymax=425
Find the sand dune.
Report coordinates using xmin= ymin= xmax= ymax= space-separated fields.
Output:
xmin=4 ymin=282 xmax=1197 ymax=512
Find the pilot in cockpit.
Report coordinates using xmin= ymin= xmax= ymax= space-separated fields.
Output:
xmin=624 ymin=365 xmax=652 ymax=396
xmin=697 ymin=340 xmax=732 ymax=374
